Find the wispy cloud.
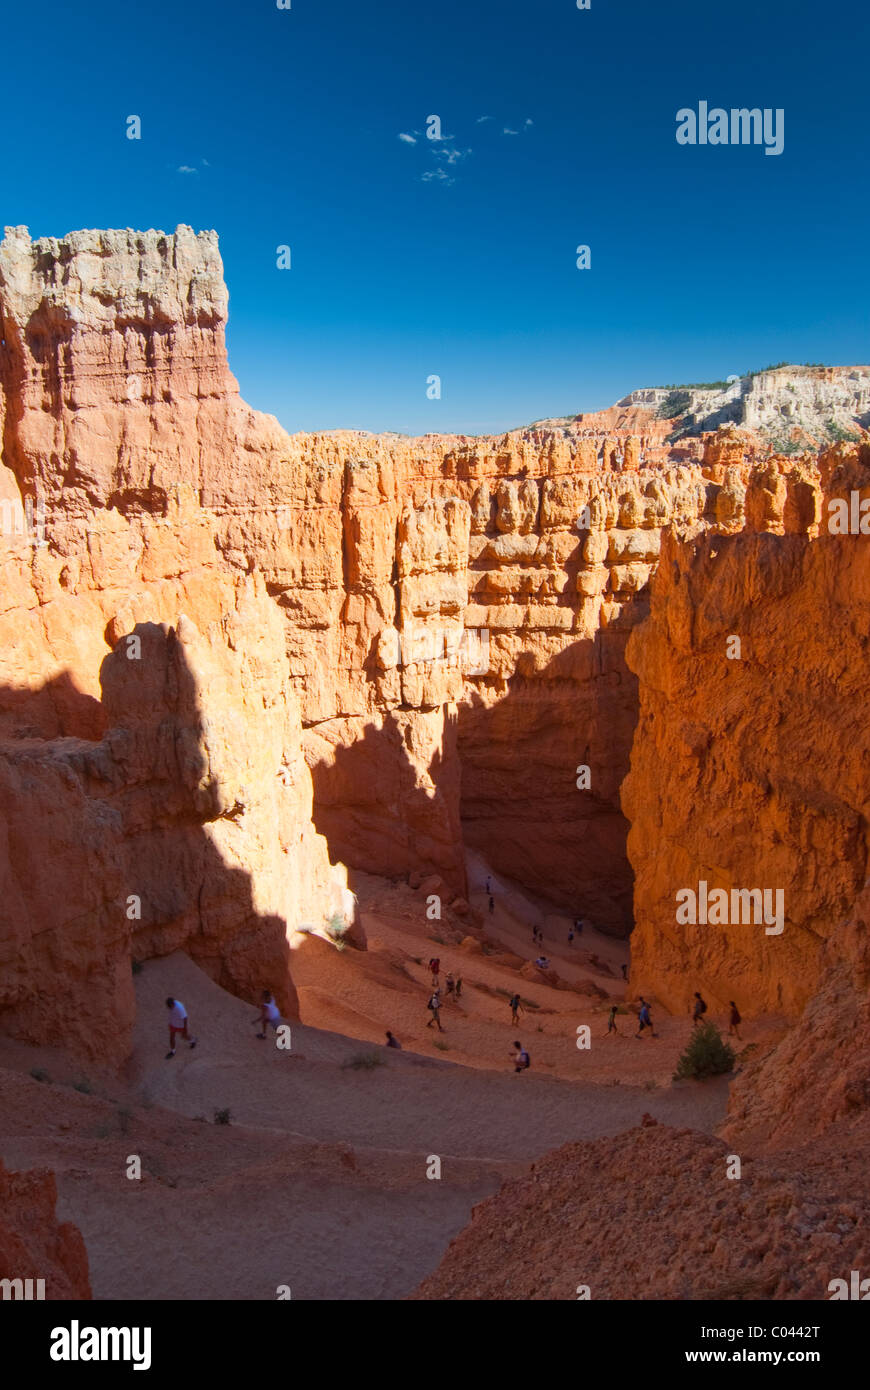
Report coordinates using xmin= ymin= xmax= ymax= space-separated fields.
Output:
xmin=503 ymin=128 xmax=519 ymax=136
xmin=177 ymin=165 xmax=197 ymax=174
xmin=422 ymin=168 xmax=454 ymax=185
xmin=476 ymin=115 xmax=493 ymax=123
xmin=433 ymin=144 xmax=471 ymax=166
xmin=398 ymin=132 xmax=417 ymax=144
xmin=524 ymin=118 xmax=533 ymax=128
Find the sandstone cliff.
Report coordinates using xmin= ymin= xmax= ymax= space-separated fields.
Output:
xmin=0 ymin=1157 xmax=91 ymax=1298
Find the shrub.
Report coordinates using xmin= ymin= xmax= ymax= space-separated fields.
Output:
xmin=825 ymin=420 xmax=861 ymax=443
xmin=434 ymin=1040 xmax=449 ymax=1051
xmin=73 ymin=1078 xmax=92 ymax=1094
xmin=131 ymin=958 xmax=144 ymax=975
xmin=30 ymin=1067 xmax=50 ymax=1083
xmin=673 ymin=1022 xmax=735 ymax=1080
xmin=325 ymin=912 xmax=347 ymax=941
xmin=213 ymin=1107 xmax=232 ymax=1125
xmin=341 ymin=1052 xmax=385 ymax=1071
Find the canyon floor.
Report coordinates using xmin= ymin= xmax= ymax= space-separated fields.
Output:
xmin=0 ymin=857 xmax=755 ymax=1301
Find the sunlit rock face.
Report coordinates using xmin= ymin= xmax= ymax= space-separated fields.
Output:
xmin=2 ymin=224 xmax=868 ymax=1057
xmin=623 ymin=444 xmax=870 ymax=1019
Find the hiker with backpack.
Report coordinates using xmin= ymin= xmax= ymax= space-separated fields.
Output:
xmin=605 ymin=1004 xmax=619 ymax=1036
xmin=429 ymin=957 xmax=441 ymax=988
xmin=511 ymin=1041 xmax=531 ymax=1073
xmin=426 ymin=989 xmax=445 ymax=1032
xmin=692 ymin=992 xmax=708 ymax=1027
xmin=728 ymin=1001 xmax=742 ymax=1039
xmin=509 ymin=992 xmax=524 ymax=1025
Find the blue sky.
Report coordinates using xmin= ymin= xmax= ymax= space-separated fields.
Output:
xmin=2 ymin=0 xmax=868 ymax=434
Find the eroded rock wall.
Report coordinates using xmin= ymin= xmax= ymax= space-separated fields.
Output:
xmin=623 ymin=445 xmax=870 ymax=1017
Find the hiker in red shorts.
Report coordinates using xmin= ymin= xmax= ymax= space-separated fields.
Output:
xmin=165 ymin=997 xmax=198 ymax=1059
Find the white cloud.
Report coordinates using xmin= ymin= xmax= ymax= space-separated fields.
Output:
xmin=524 ymin=118 xmax=533 ymax=128
xmin=476 ymin=115 xmax=493 ymax=123
xmin=433 ymin=145 xmax=471 ymax=165
xmin=503 ymin=127 xmax=519 ymax=136
xmin=177 ymin=165 xmax=197 ymax=174
xmin=422 ymin=168 xmax=454 ymax=184
xmin=398 ymin=132 xmax=417 ymax=144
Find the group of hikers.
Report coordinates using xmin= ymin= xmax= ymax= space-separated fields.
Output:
xmin=424 ymin=956 xmax=463 ymax=1033
xmin=602 ymin=992 xmax=742 ymax=1040
xmin=162 ymin=874 xmax=745 ymax=1070
xmin=163 ymin=989 xmax=283 ymax=1059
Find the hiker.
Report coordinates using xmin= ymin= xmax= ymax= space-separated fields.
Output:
xmin=606 ymin=1004 xmax=619 ymax=1036
xmin=165 ymin=997 xmax=197 ymax=1059
xmin=454 ymin=976 xmax=463 ymax=999
xmin=485 ymin=876 xmax=492 ymax=895
xmin=692 ymin=991 xmax=708 ymax=1027
xmin=429 ymin=957 xmax=441 ymax=987
xmin=511 ymin=1041 xmax=531 ymax=1074
xmin=385 ymin=1030 xmax=402 ymax=1049
xmin=620 ymin=963 xmax=628 ymax=981
xmin=509 ymin=992 xmax=524 ymax=1025
xmin=252 ymin=989 xmax=281 ymax=1039
xmin=568 ymin=929 xmax=574 ymax=947
xmin=426 ymin=989 xmax=445 ymax=1032
xmin=728 ymin=1001 xmax=742 ymax=1039
xmin=634 ymin=997 xmax=657 ymax=1039
xmin=574 ymin=917 xmax=584 ymax=936
xmin=488 ymin=895 xmax=495 ymax=915
xmin=535 ymin=955 xmax=550 ymax=971
xmin=445 ymin=973 xmax=455 ymax=997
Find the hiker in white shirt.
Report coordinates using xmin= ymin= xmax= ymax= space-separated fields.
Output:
xmin=165 ymin=997 xmax=198 ymax=1059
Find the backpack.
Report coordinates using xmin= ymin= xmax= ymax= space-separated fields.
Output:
xmin=698 ymin=998 xmax=707 ymax=1014
xmin=428 ymin=994 xmax=439 ymax=1010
